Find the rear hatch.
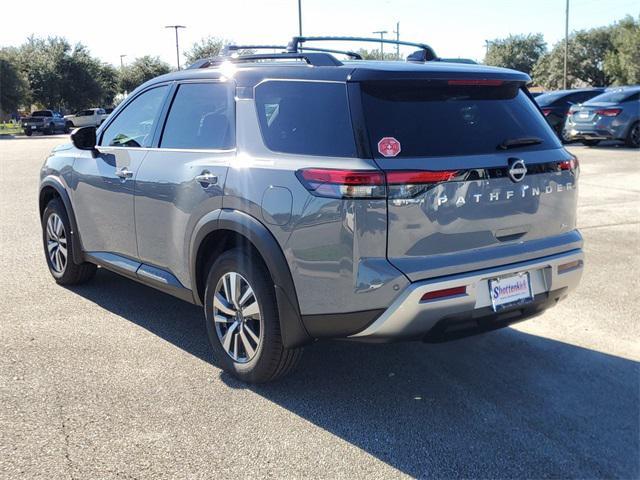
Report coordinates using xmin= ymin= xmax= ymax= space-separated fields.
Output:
xmin=356 ymin=78 xmax=580 ymax=281
xmin=569 ymin=102 xmax=619 ymax=126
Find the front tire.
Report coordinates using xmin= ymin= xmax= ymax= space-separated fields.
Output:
xmin=42 ymin=199 xmax=96 ymax=285
xmin=24 ymin=129 xmax=32 ymax=136
xmin=625 ymin=122 xmax=640 ymax=148
xmin=204 ymin=248 xmax=302 ymax=383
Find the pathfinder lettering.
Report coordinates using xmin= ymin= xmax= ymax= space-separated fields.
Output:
xmin=435 ymin=182 xmax=575 ymax=208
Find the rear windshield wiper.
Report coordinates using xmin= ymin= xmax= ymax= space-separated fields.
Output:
xmin=497 ymin=137 xmax=543 ymax=150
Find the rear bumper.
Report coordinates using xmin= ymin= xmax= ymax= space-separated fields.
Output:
xmin=563 ymin=121 xmax=626 ymax=141
xmin=350 ymin=249 xmax=584 ymax=341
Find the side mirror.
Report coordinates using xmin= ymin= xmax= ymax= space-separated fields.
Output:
xmin=71 ymin=126 xmax=97 ymax=151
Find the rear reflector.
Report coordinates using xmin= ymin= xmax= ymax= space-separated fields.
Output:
xmin=595 ymin=108 xmax=621 ymax=117
xmin=541 ymin=108 xmax=552 ymax=117
xmin=421 ymin=286 xmax=466 ymax=302
xmin=447 ymin=79 xmax=503 ymax=86
xmin=558 ymin=260 xmax=582 ymax=274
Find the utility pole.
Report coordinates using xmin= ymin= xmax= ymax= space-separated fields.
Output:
xmin=563 ymin=0 xmax=569 ymax=89
xmin=119 ymin=54 xmax=127 ymax=69
xmin=165 ymin=25 xmax=186 ymax=70
xmin=373 ymin=30 xmax=388 ymax=60
xmin=393 ymin=22 xmax=400 ymax=59
xmin=298 ymin=0 xmax=303 ymax=36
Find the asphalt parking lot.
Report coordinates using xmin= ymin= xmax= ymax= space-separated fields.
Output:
xmin=1 ymin=135 xmax=638 ymax=479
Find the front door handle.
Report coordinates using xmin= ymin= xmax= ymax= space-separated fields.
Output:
xmin=115 ymin=167 xmax=133 ymax=179
xmin=195 ymin=171 xmax=218 ymax=187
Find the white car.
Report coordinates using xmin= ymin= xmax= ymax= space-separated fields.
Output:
xmin=64 ymin=108 xmax=110 ymax=128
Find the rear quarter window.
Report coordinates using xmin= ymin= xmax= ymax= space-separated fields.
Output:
xmin=254 ymin=81 xmax=356 ymax=157
xmin=361 ymin=81 xmax=560 ymax=158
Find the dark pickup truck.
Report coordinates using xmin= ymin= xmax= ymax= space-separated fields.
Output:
xmin=22 ymin=110 xmax=69 ymax=136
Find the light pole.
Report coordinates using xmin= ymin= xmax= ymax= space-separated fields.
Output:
xmin=165 ymin=25 xmax=186 ymax=70
xmin=393 ymin=22 xmax=400 ymax=59
xmin=298 ymin=0 xmax=303 ymax=36
xmin=563 ymin=0 xmax=569 ymax=89
xmin=373 ymin=30 xmax=388 ymax=60
xmin=119 ymin=54 xmax=127 ymax=69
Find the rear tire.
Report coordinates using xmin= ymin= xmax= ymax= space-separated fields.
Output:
xmin=204 ymin=248 xmax=302 ymax=383
xmin=24 ymin=129 xmax=32 ymax=136
xmin=42 ymin=199 xmax=96 ymax=285
xmin=581 ymin=140 xmax=600 ymax=147
xmin=625 ymin=122 xmax=640 ymax=148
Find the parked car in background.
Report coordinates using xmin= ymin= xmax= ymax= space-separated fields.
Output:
xmin=22 ymin=110 xmax=68 ymax=136
xmin=535 ymin=88 xmax=606 ymax=138
xmin=564 ymin=86 xmax=640 ymax=147
xmin=64 ymin=108 xmax=110 ymax=128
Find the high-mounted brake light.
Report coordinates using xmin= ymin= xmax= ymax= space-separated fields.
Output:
xmin=595 ymin=108 xmax=621 ymax=117
xmin=296 ymin=168 xmax=385 ymax=199
xmin=447 ymin=79 xmax=503 ymax=86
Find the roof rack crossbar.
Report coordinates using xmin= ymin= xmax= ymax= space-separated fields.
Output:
xmin=287 ymin=36 xmax=438 ymax=61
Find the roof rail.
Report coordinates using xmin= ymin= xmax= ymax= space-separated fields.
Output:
xmin=299 ymin=46 xmax=363 ymax=59
xmin=187 ymin=52 xmax=343 ymax=69
xmin=287 ymin=36 xmax=438 ymax=61
xmin=221 ymin=45 xmax=287 ymax=55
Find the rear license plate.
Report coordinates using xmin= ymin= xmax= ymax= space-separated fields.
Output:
xmin=489 ymin=272 xmax=533 ymax=311
xmin=31 ymin=126 xmax=36 ymax=129
xmin=578 ymin=112 xmax=589 ymax=119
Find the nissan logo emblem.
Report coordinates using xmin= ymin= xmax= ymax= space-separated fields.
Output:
xmin=507 ymin=158 xmax=527 ymax=183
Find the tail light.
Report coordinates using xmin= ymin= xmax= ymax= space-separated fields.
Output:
xmin=541 ymin=108 xmax=552 ymax=117
xmin=296 ymin=168 xmax=458 ymax=199
xmin=595 ymin=108 xmax=621 ymax=117
xmin=386 ymin=170 xmax=458 ymax=199
xmin=559 ymin=156 xmax=579 ymax=172
xmin=296 ymin=168 xmax=385 ymax=199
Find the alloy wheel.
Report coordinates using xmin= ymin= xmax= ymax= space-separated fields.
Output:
xmin=631 ymin=124 xmax=640 ymax=147
xmin=46 ymin=213 xmax=67 ymax=273
xmin=213 ymin=272 xmax=262 ymax=363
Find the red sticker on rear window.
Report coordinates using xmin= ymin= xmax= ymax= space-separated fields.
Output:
xmin=378 ymin=137 xmax=401 ymax=157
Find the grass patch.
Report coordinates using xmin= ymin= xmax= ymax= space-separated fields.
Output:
xmin=0 ymin=123 xmax=23 ymax=135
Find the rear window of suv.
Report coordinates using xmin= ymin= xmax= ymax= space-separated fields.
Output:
xmin=255 ymin=81 xmax=356 ymax=157
xmin=361 ymin=81 xmax=560 ymax=158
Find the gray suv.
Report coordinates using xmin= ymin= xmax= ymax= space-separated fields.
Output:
xmin=38 ymin=37 xmax=584 ymax=383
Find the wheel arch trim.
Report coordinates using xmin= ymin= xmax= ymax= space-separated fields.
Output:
xmin=39 ymin=177 xmax=84 ymax=264
xmin=189 ymin=208 xmax=312 ymax=348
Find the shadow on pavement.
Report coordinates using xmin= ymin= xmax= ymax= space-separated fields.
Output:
xmin=70 ymin=269 xmax=639 ymax=478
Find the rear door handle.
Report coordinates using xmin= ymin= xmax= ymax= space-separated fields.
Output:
xmin=195 ymin=171 xmax=218 ymax=187
xmin=115 ymin=167 xmax=133 ymax=179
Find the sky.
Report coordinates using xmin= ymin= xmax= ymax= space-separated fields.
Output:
xmin=2 ymin=0 xmax=638 ymax=67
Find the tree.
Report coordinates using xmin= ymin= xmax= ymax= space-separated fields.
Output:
xmin=0 ymin=50 xmax=29 ymax=113
xmin=7 ymin=36 xmax=119 ymax=111
xmin=119 ymin=56 xmax=172 ymax=93
xmin=604 ymin=15 xmax=640 ymax=85
xmin=533 ymin=26 xmax=614 ymax=89
xmin=184 ymin=37 xmax=226 ymax=65
xmin=484 ymin=34 xmax=546 ymax=75
xmin=183 ymin=36 xmax=254 ymax=65
xmin=354 ymin=48 xmax=400 ymax=61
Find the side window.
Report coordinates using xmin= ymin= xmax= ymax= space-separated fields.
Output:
xmin=101 ymin=86 xmax=168 ymax=148
xmin=160 ymin=82 xmax=234 ymax=150
xmin=254 ymin=81 xmax=356 ymax=157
